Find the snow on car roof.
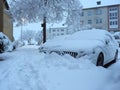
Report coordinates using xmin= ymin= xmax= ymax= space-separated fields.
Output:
xmin=42 ymin=29 xmax=109 ymax=52
xmin=68 ymin=29 xmax=110 ymax=40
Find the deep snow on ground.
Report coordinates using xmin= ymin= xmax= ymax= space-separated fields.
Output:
xmin=0 ymin=45 xmax=120 ymax=90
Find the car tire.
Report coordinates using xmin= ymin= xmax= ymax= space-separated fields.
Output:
xmin=96 ymin=53 xmax=104 ymax=66
xmin=114 ymin=50 xmax=118 ymax=62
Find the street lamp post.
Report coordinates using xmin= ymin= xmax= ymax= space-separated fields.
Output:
xmin=21 ymin=23 xmax=22 ymax=42
xmin=21 ymin=18 xmax=25 ymax=42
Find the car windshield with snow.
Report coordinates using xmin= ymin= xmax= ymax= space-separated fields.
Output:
xmin=39 ymin=29 xmax=119 ymax=66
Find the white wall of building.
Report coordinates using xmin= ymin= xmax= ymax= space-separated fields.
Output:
xmin=47 ymin=27 xmax=68 ymax=39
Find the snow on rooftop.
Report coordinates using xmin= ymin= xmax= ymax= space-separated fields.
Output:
xmin=80 ymin=0 xmax=120 ymax=9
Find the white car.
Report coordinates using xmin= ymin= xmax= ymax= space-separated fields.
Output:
xmin=39 ymin=29 xmax=119 ymax=66
xmin=113 ymin=32 xmax=120 ymax=47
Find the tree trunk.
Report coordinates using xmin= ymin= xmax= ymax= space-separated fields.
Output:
xmin=41 ymin=16 xmax=46 ymax=43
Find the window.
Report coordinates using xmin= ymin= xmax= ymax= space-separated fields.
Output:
xmin=109 ymin=6 xmax=118 ymax=28
xmin=96 ymin=18 xmax=102 ymax=24
xmin=110 ymin=21 xmax=118 ymax=25
xmin=109 ymin=10 xmax=118 ymax=20
xmin=61 ymin=29 xmax=64 ymax=31
xmin=88 ymin=20 xmax=92 ymax=24
xmin=110 ymin=21 xmax=112 ymax=25
xmin=115 ymin=21 xmax=118 ymax=25
xmin=61 ymin=33 xmax=64 ymax=35
xmin=109 ymin=7 xmax=118 ymax=11
xmin=87 ymin=11 xmax=92 ymax=16
xmin=95 ymin=9 xmax=102 ymax=15
xmin=53 ymin=30 xmax=56 ymax=32
xmin=80 ymin=12 xmax=84 ymax=16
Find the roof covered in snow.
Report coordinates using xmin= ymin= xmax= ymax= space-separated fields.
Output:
xmin=80 ymin=0 xmax=120 ymax=9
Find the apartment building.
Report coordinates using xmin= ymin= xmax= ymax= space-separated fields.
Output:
xmin=80 ymin=0 xmax=120 ymax=32
xmin=48 ymin=27 xmax=68 ymax=39
xmin=47 ymin=0 xmax=120 ymax=39
xmin=47 ymin=23 xmax=68 ymax=39
xmin=0 ymin=0 xmax=13 ymax=41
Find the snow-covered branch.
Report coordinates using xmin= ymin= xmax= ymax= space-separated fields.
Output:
xmin=10 ymin=0 xmax=82 ymax=24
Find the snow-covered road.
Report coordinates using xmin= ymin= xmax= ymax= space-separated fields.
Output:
xmin=0 ymin=45 xmax=120 ymax=90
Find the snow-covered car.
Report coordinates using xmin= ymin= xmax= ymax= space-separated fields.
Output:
xmin=113 ymin=32 xmax=120 ymax=47
xmin=39 ymin=29 xmax=119 ymax=66
xmin=0 ymin=32 xmax=14 ymax=53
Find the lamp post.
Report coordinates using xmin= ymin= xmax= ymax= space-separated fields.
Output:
xmin=21 ymin=18 xmax=25 ymax=42
xmin=21 ymin=23 xmax=22 ymax=42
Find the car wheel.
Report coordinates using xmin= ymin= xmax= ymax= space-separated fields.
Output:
xmin=114 ymin=50 xmax=118 ymax=62
xmin=96 ymin=53 xmax=104 ymax=66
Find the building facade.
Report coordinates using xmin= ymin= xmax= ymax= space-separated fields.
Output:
xmin=80 ymin=0 xmax=120 ymax=32
xmin=48 ymin=27 xmax=68 ymax=39
xmin=0 ymin=0 xmax=13 ymax=41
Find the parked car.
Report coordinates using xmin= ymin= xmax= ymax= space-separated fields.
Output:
xmin=0 ymin=32 xmax=14 ymax=53
xmin=39 ymin=29 xmax=119 ymax=66
xmin=113 ymin=32 xmax=120 ymax=47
